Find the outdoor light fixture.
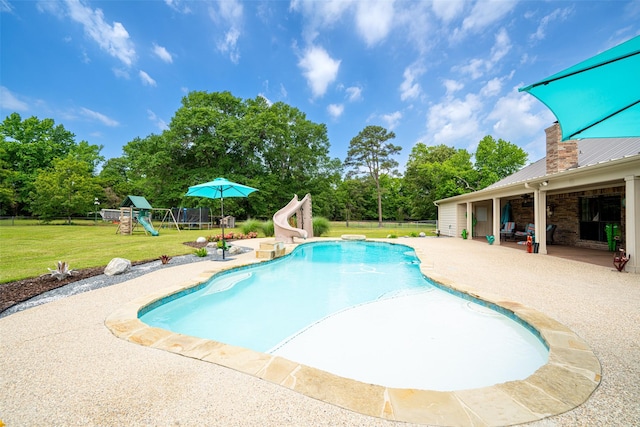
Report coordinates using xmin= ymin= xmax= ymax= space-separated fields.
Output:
xmin=541 ymin=181 xmax=548 ymax=187
xmin=94 ymin=198 xmax=100 ymax=223
xmin=546 ymin=203 xmax=555 ymax=217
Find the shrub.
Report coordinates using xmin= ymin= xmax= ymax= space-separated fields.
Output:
xmin=312 ymin=216 xmax=330 ymax=236
xmin=194 ymin=247 xmax=208 ymax=257
xmin=261 ymin=220 xmax=274 ymax=237
xmin=240 ymin=219 xmax=261 ymax=235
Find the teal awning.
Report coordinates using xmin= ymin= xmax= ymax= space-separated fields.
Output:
xmin=520 ymin=35 xmax=640 ymax=140
xmin=120 ymin=195 xmax=153 ymax=209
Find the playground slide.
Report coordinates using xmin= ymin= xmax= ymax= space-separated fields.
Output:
xmin=274 ymin=194 xmax=311 ymax=243
xmin=136 ymin=213 xmax=159 ymax=236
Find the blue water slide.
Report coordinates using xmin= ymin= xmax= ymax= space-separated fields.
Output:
xmin=136 ymin=212 xmax=159 ymax=236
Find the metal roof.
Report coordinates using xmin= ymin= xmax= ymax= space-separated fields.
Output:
xmin=120 ymin=195 xmax=153 ymax=209
xmin=486 ymin=137 xmax=640 ymax=190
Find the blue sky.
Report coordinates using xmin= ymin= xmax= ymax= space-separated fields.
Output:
xmin=2 ymin=0 xmax=639 ymax=170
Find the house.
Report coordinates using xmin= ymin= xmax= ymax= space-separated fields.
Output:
xmin=435 ymin=123 xmax=640 ymax=273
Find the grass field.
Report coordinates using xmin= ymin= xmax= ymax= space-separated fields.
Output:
xmin=0 ymin=219 xmax=436 ymax=283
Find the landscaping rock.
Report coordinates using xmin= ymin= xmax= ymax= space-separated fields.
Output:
xmin=419 ymin=232 xmax=426 ymax=237
xmin=196 ymin=236 xmax=207 ymax=243
xmin=104 ymin=258 xmax=131 ymax=276
xmin=228 ymin=245 xmax=241 ymax=254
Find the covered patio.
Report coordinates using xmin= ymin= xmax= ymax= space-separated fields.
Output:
xmin=436 ymin=123 xmax=640 ymax=274
xmin=492 ymin=240 xmax=614 ymax=269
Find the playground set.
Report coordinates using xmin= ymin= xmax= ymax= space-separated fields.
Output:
xmin=106 ymin=192 xmax=312 ymax=247
xmin=104 ymin=196 xmax=237 ymax=236
xmin=114 ymin=196 xmax=179 ymax=236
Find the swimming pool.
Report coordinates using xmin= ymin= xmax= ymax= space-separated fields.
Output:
xmin=140 ymin=241 xmax=548 ymax=390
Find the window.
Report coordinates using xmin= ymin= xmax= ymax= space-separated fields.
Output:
xmin=579 ymin=196 xmax=621 ymax=242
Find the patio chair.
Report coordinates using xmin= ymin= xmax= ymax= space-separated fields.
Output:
xmin=500 ymin=222 xmax=516 ymax=241
xmin=546 ymin=224 xmax=557 ymax=245
xmin=515 ymin=223 xmax=535 ymax=241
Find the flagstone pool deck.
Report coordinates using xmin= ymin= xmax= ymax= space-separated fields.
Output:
xmin=1 ymin=237 xmax=638 ymax=426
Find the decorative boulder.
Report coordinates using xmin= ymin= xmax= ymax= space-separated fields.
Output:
xmin=206 ymin=242 xmax=217 ymax=248
xmin=228 ymin=245 xmax=241 ymax=254
xmin=419 ymin=232 xmax=426 ymax=237
xmin=196 ymin=236 xmax=207 ymax=243
xmin=104 ymin=257 xmax=131 ymax=276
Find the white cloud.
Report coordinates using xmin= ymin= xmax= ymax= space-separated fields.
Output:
xmin=152 ymin=43 xmax=173 ymax=63
xmin=426 ymin=94 xmax=483 ymax=146
xmin=487 ymin=86 xmax=555 ymax=143
xmin=112 ymin=67 xmax=130 ymax=79
xmin=394 ymin=2 xmax=433 ymax=54
xmin=139 ymin=70 xmax=157 ymax=86
xmin=80 ymin=107 xmax=119 ymax=126
xmin=258 ymin=93 xmax=273 ymax=106
xmin=147 ymin=109 xmax=168 ymax=130
xmin=381 ymin=111 xmax=402 ymax=130
xmin=298 ymin=45 xmax=341 ymax=98
xmin=0 ymin=86 xmax=29 ymax=111
xmin=400 ymin=63 xmax=425 ymax=101
xmin=443 ymin=79 xmax=464 ymax=96
xmin=455 ymin=28 xmax=511 ymax=79
xmin=491 ymin=28 xmax=511 ymax=63
xmin=164 ymin=0 xmax=191 ymax=14
xmin=452 ymin=0 xmax=516 ymax=41
xmin=290 ymin=0 xmax=352 ymax=43
xmin=345 ymin=86 xmax=362 ymax=102
xmin=280 ymin=83 xmax=288 ymax=99
xmin=480 ymin=77 xmax=502 ymax=97
xmin=1 ymin=0 xmax=14 ymax=13
xmin=354 ymin=0 xmax=394 ymax=46
xmin=209 ymin=0 xmax=243 ymax=63
xmin=431 ymin=0 xmax=464 ymax=23
xmin=63 ymin=0 xmax=136 ymax=67
xmin=530 ymin=7 xmax=573 ymax=42
xmin=327 ymin=103 xmax=344 ymax=118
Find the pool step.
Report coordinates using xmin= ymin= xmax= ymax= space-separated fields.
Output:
xmin=256 ymin=241 xmax=286 ymax=259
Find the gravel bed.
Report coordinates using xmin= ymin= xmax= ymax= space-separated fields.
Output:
xmin=0 ymin=246 xmax=252 ymax=319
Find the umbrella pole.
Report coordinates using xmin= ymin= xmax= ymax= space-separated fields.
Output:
xmin=220 ymin=197 xmax=225 ymax=260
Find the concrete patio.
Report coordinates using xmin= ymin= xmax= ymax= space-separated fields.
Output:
xmin=0 ymin=237 xmax=638 ymax=426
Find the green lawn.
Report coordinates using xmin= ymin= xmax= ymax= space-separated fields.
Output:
xmin=0 ymin=219 xmax=436 ymax=283
xmin=0 ymin=220 xmax=236 ymax=283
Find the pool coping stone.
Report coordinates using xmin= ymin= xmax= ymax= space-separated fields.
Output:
xmin=105 ymin=239 xmax=601 ymax=427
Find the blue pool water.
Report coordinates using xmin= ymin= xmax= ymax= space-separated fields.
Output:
xmin=140 ymin=241 xmax=549 ymax=390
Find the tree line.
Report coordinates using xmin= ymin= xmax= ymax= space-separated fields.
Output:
xmin=0 ymin=90 xmax=527 ymax=224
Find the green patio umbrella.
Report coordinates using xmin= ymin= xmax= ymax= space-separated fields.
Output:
xmin=519 ymin=35 xmax=640 ymax=140
xmin=185 ymin=177 xmax=258 ymax=259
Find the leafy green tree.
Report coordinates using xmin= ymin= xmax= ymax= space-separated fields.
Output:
xmin=119 ymin=91 xmax=341 ymax=220
xmin=0 ymin=145 xmax=18 ymax=215
xmin=31 ymin=155 xmax=103 ymax=223
xmin=1 ymin=113 xmax=78 ymax=214
xmin=404 ymin=143 xmax=474 ymax=219
xmin=474 ymin=136 xmax=527 ymax=188
xmin=335 ymin=177 xmax=378 ymax=222
xmin=98 ymin=157 xmax=137 ymax=208
xmin=344 ymin=125 xmax=401 ymax=227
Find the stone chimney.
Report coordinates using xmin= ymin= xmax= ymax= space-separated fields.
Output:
xmin=546 ymin=122 xmax=578 ymax=174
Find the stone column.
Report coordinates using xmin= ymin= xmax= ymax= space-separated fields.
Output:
xmin=536 ymin=190 xmax=548 ymax=255
xmin=624 ymin=176 xmax=639 ymax=273
xmin=493 ymin=197 xmax=502 ymax=246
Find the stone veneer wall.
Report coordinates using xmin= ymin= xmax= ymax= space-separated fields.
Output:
xmin=547 ymin=186 xmax=625 ymax=250
xmin=505 ymin=185 xmax=625 ymax=250
xmin=545 ymin=123 xmax=578 ymax=174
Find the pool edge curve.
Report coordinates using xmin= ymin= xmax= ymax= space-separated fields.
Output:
xmin=105 ymin=239 xmax=601 ymax=427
